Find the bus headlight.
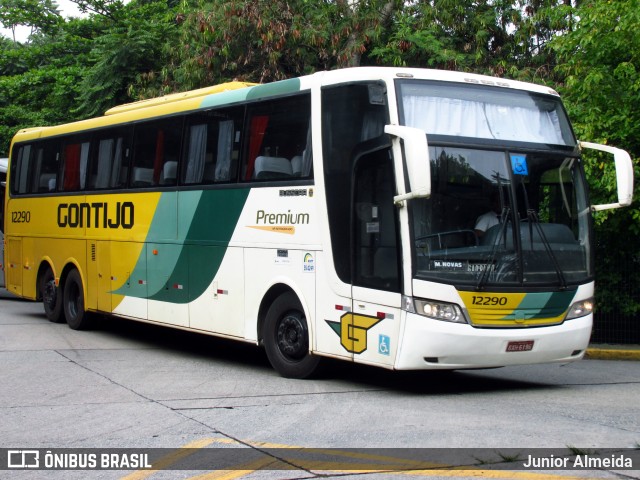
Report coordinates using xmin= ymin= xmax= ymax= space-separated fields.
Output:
xmin=411 ymin=298 xmax=466 ymax=324
xmin=565 ymin=298 xmax=594 ymax=320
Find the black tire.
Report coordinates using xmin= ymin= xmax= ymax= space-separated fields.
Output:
xmin=40 ymin=267 xmax=64 ymax=323
xmin=63 ymin=269 xmax=92 ymax=330
xmin=263 ymin=292 xmax=320 ymax=379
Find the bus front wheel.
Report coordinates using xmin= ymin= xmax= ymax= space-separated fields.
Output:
xmin=40 ymin=267 xmax=64 ymax=323
xmin=263 ymin=292 xmax=320 ymax=379
xmin=63 ymin=269 xmax=92 ymax=330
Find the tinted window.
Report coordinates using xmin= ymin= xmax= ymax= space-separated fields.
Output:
xmin=132 ymin=117 xmax=183 ymax=187
xmin=87 ymin=128 xmax=131 ymax=190
xmin=322 ymin=83 xmax=389 ymax=284
xmin=61 ymin=136 xmax=91 ymax=191
xmin=182 ymin=108 xmax=243 ymax=185
xmin=11 ymin=141 xmax=60 ymax=194
xmin=243 ymin=94 xmax=312 ymax=181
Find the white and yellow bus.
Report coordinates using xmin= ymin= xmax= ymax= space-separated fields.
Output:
xmin=3 ymin=68 xmax=634 ymax=378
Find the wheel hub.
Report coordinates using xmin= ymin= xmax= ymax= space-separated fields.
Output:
xmin=276 ymin=314 xmax=307 ymax=360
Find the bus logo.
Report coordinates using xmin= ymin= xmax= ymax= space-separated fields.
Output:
xmin=326 ymin=313 xmax=382 ymax=354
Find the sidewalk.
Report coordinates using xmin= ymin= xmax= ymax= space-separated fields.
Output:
xmin=586 ymin=344 xmax=640 ymax=361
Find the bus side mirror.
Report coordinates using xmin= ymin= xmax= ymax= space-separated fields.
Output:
xmin=384 ymin=125 xmax=431 ymax=204
xmin=579 ymin=141 xmax=634 ymax=211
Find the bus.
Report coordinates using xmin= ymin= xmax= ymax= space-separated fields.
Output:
xmin=3 ymin=68 xmax=634 ymax=378
xmin=0 ymin=157 xmax=6 ymax=287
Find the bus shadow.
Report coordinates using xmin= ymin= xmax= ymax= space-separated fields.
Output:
xmin=28 ymin=310 xmax=557 ymax=394
xmin=317 ymin=360 xmax=552 ymax=395
xmin=94 ymin=315 xmax=274 ymax=372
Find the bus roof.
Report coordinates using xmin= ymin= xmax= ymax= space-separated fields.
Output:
xmin=10 ymin=67 xmax=560 ymax=144
xmin=103 ymin=81 xmax=257 ymax=116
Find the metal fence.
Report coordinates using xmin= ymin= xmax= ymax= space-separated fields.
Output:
xmin=590 ymin=242 xmax=640 ymax=344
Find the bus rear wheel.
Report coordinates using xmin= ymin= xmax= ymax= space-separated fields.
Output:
xmin=40 ymin=267 xmax=64 ymax=323
xmin=63 ymin=269 xmax=92 ymax=330
xmin=263 ymin=292 xmax=320 ymax=379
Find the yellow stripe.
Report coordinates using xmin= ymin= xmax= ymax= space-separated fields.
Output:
xmin=187 ymin=457 xmax=290 ymax=480
xmin=470 ymin=315 xmax=566 ymax=327
xmin=120 ymin=437 xmax=216 ymax=480
xmin=122 ymin=437 xmax=603 ymax=480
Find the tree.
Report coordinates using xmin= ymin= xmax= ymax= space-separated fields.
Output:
xmin=74 ymin=0 xmax=179 ymax=117
xmin=0 ymin=17 xmax=94 ymax=155
xmin=151 ymin=0 xmax=400 ymax=92
xmin=0 ymin=0 xmax=61 ymax=41
xmin=551 ymin=0 xmax=640 ymax=320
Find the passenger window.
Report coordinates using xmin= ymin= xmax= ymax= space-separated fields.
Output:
xmin=31 ymin=142 xmax=59 ymax=193
xmin=243 ymin=94 xmax=312 ymax=181
xmin=11 ymin=145 xmax=32 ymax=195
xmin=61 ymin=137 xmax=91 ymax=191
xmin=10 ymin=141 xmax=60 ymax=195
xmin=182 ymin=108 xmax=242 ymax=184
xmin=87 ymin=128 xmax=131 ymax=190
xmin=132 ymin=117 xmax=183 ymax=187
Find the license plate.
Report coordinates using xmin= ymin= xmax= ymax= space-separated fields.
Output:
xmin=506 ymin=340 xmax=534 ymax=352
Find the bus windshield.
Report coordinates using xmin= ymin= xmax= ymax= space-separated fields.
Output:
xmin=398 ymin=80 xmax=575 ymax=146
xmin=397 ymin=82 xmax=591 ymax=288
xmin=409 ymin=148 xmax=592 ymax=288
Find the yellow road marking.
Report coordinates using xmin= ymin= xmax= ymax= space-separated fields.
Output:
xmin=120 ymin=437 xmax=216 ymax=480
xmin=121 ymin=436 xmax=604 ymax=480
xmin=188 ymin=457 xmax=292 ymax=480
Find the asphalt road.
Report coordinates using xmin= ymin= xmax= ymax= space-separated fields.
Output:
xmin=1 ymin=289 xmax=639 ymax=480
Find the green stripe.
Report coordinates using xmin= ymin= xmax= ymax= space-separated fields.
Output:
xmin=246 ymin=78 xmax=301 ymax=100
xmin=200 ymin=88 xmax=252 ymax=109
xmin=198 ymin=78 xmax=302 ymax=110
xmin=515 ymin=290 xmax=576 ymax=319
xmin=117 ymin=188 xmax=250 ymax=302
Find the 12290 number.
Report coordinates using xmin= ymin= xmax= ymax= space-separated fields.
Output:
xmin=471 ymin=296 xmax=508 ymax=306
xmin=11 ymin=210 xmax=31 ymax=223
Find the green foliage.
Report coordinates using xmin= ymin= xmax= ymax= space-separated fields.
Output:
xmin=552 ymin=0 xmax=640 ymax=154
xmin=153 ymin=0 xmax=402 ymax=91
xmin=74 ymin=1 xmax=178 ymax=117
xmin=550 ymin=0 xmax=640 ymax=317
xmin=0 ymin=23 xmax=92 ymax=154
xmin=0 ymin=0 xmax=178 ymax=153
xmin=0 ymin=0 xmax=61 ymax=40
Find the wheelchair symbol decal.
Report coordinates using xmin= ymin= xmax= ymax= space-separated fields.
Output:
xmin=511 ymin=155 xmax=528 ymax=176
xmin=378 ymin=334 xmax=390 ymax=356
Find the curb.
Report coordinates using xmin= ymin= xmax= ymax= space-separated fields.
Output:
xmin=585 ymin=347 xmax=640 ymax=361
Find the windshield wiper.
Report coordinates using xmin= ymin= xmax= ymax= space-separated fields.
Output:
xmin=516 ymin=176 xmax=567 ymax=289
xmin=524 ymin=209 xmax=567 ymax=289
xmin=476 ymin=207 xmax=511 ymax=291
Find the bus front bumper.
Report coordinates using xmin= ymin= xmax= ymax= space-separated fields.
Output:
xmin=394 ymin=313 xmax=592 ymax=370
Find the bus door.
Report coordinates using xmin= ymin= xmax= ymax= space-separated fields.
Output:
xmin=348 ymin=147 xmax=403 ymax=367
